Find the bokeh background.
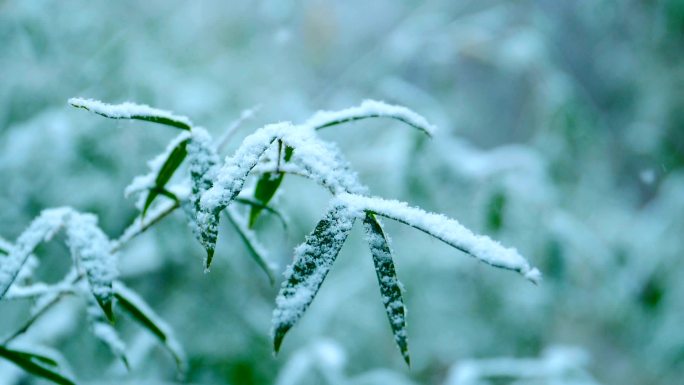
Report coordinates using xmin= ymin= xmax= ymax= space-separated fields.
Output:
xmin=1 ymin=0 xmax=683 ymax=384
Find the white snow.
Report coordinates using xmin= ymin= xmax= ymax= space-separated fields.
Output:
xmin=68 ymin=97 xmax=193 ymax=129
xmin=304 ymin=99 xmax=437 ymax=136
xmin=337 ymin=194 xmax=541 ymax=284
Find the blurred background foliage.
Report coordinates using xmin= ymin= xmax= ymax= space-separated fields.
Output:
xmin=0 ymin=0 xmax=683 ymax=384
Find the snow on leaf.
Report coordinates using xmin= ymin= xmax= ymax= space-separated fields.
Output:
xmin=68 ymin=97 xmax=193 ymax=130
xmin=305 ymin=99 xmax=436 ymax=136
xmin=113 ymin=282 xmax=186 ymax=377
xmin=363 ymin=213 xmax=410 ymax=366
xmin=225 ymin=207 xmax=276 ymax=285
xmin=272 ymin=204 xmax=356 ymax=353
xmin=66 ymin=213 xmax=118 ymax=321
xmin=0 ymin=345 xmax=76 ymax=385
xmin=337 ymin=194 xmax=542 ymax=284
xmin=185 ymin=127 xmax=221 ymax=270
xmin=84 ymin=289 xmax=129 ymax=369
xmin=0 ymin=208 xmax=71 ymax=300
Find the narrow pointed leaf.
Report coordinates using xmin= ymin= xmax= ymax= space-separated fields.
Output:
xmin=272 ymin=205 xmax=355 ymax=353
xmin=85 ymin=294 xmax=129 ymax=369
xmin=114 ymin=282 xmax=186 ymax=376
xmin=305 ymin=100 xmax=436 ymax=136
xmin=249 ymin=172 xmax=285 ymax=228
xmin=185 ymin=128 xmax=221 ymax=270
xmin=0 ymin=346 xmax=76 ymax=385
xmin=234 ymin=197 xmax=288 ymax=230
xmin=225 ymin=209 xmax=276 ymax=285
xmin=66 ymin=213 xmax=118 ymax=322
xmin=0 ymin=209 xmax=70 ymax=300
xmin=69 ymin=97 xmax=192 ymax=130
xmin=363 ymin=213 xmax=410 ymax=365
xmin=248 ymin=142 xmax=295 ymax=227
xmin=337 ymin=194 xmax=542 ymax=284
xmin=141 ymin=139 xmax=188 ymax=218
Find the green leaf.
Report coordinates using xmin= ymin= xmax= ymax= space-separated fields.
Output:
xmin=248 ymin=142 xmax=294 ymax=228
xmin=68 ymin=97 xmax=192 ymax=130
xmin=85 ymin=295 xmax=129 ymax=370
xmin=272 ymin=205 xmax=355 ymax=353
xmin=225 ymin=210 xmax=276 ymax=285
xmin=0 ymin=345 xmax=76 ymax=385
xmin=249 ymin=172 xmax=285 ymax=228
xmin=113 ymin=282 xmax=186 ymax=376
xmin=485 ymin=190 xmax=506 ymax=232
xmin=363 ymin=213 xmax=410 ymax=366
xmin=234 ymin=197 xmax=288 ymax=230
xmin=142 ymin=139 xmax=188 ymax=218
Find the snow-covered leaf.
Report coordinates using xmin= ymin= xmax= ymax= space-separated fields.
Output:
xmin=0 ymin=208 xmax=70 ymax=300
xmin=85 ymin=292 xmax=129 ymax=369
xmin=363 ymin=213 xmax=410 ymax=366
xmin=185 ymin=128 xmax=221 ymax=270
xmin=272 ymin=204 xmax=356 ymax=353
xmin=113 ymin=282 xmax=186 ymax=376
xmin=66 ymin=213 xmax=118 ymax=321
xmin=68 ymin=97 xmax=193 ymax=130
xmin=0 ymin=345 xmax=75 ymax=385
xmin=305 ymin=99 xmax=436 ymax=136
xmin=338 ymin=194 xmax=542 ymax=284
xmin=225 ymin=208 xmax=276 ymax=284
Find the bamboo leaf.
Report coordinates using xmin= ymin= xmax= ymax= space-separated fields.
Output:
xmin=0 ymin=209 xmax=70 ymax=300
xmin=249 ymin=172 xmax=285 ymax=228
xmin=66 ymin=213 xmax=117 ymax=322
xmin=363 ymin=213 xmax=410 ymax=365
xmin=85 ymin=294 xmax=129 ymax=370
xmin=337 ymin=194 xmax=542 ymax=284
xmin=272 ymin=205 xmax=355 ymax=353
xmin=225 ymin=209 xmax=276 ymax=285
xmin=141 ymin=139 xmax=188 ymax=218
xmin=185 ymin=128 xmax=221 ymax=270
xmin=234 ymin=197 xmax=288 ymax=230
xmin=0 ymin=345 xmax=76 ymax=385
xmin=306 ymin=100 xmax=436 ymax=136
xmin=113 ymin=282 xmax=186 ymax=376
xmin=68 ymin=97 xmax=192 ymax=130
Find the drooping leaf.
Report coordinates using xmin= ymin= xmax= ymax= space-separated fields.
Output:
xmin=305 ymin=99 xmax=436 ymax=136
xmin=225 ymin=209 xmax=276 ymax=285
xmin=0 ymin=345 xmax=76 ymax=385
xmin=66 ymin=213 xmax=118 ymax=322
xmin=337 ymin=194 xmax=542 ymax=284
xmin=68 ymin=97 xmax=192 ymax=130
xmin=113 ymin=282 xmax=186 ymax=376
xmin=272 ymin=204 xmax=355 ymax=353
xmin=185 ymin=128 xmax=221 ymax=270
xmin=85 ymin=293 xmax=129 ymax=369
xmin=363 ymin=213 xmax=410 ymax=365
